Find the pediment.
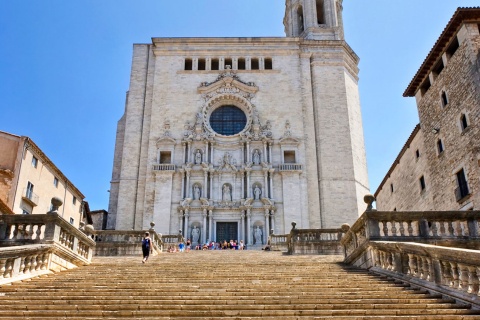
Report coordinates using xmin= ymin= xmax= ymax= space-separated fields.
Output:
xmin=198 ymin=70 xmax=258 ymax=100
xmin=156 ymin=136 xmax=176 ymax=147
xmin=279 ymin=136 xmax=301 ymax=146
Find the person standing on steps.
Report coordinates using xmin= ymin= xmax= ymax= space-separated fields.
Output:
xmin=142 ymin=232 xmax=153 ymax=263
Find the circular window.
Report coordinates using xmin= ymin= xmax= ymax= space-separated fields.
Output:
xmin=209 ymin=105 xmax=247 ymax=136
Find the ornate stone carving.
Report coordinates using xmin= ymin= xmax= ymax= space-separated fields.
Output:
xmin=218 ymin=152 xmax=237 ymax=171
xmin=198 ymin=69 xmax=258 ymax=102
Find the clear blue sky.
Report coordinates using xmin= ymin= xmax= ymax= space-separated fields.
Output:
xmin=1 ymin=1 xmax=478 ymax=210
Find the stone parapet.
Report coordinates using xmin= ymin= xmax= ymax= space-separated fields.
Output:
xmin=92 ymin=230 xmax=162 ymax=256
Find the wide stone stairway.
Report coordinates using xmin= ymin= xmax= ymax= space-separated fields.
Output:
xmin=1 ymin=251 xmax=479 ymax=319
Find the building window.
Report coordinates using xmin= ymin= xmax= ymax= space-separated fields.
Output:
xmin=22 ymin=209 xmax=30 ymax=215
xmin=437 ymin=139 xmax=444 ymax=154
xmin=441 ymin=91 xmax=448 ymax=107
xmin=316 ymin=0 xmax=325 ymax=24
xmin=283 ymin=151 xmax=296 ymax=164
xmin=32 ymin=156 xmax=38 ymax=168
xmin=390 ymin=184 xmax=394 ymax=193
xmin=415 ymin=149 xmax=420 ymax=159
xmin=159 ymin=151 xmax=172 ymax=164
xmin=26 ymin=181 xmax=34 ymax=200
xmin=53 ymin=177 xmax=59 ymax=188
xmin=455 ymin=169 xmax=469 ymax=201
xmin=238 ymin=58 xmax=246 ymax=70
xmin=69 ymin=217 xmax=74 ymax=225
xmin=432 ymin=59 xmax=444 ymax=77
xmin=419 ymin=176 xmax=426 ymax=191
xmin=460 ymin=113 xmax=469 ymax=132
xmin=446 ymin=37 xmax=460 ymax=59
xmin=225 ymin=58 xmax=232 ymax=69
xmin=420 ymin=78 xmax=431 ymax=95
xmin=73 ymin=196 xmax=77 ymax=205
xmin=209 ymin=105 xmax=247 ymax=136
xmin=264 ymin=58 xmax=273 ymax=70
xmin=297 ymin=6 xmax=304 ymax=33
xmin=185 ymin=58 xmax=193 ymax=71
xmin=251 ymin=58 xmax=259 ymax=70
xmin=211 ymin=58 xmax=219 ymax=70
xmin=198 ymin=58 xmax=206 ymax=70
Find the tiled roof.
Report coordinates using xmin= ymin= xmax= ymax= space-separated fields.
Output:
xmin=404 ymin=7 xmax=480 ymax=97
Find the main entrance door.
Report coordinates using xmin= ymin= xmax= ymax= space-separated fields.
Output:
xmin=216 ymin=222 xmax=238 ymax=242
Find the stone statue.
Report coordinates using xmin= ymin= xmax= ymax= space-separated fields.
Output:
xmin=254 ymin=185 xmax=262 ymax=200
xmin=252 ymin=149 xmax=260 ymax=165
xmin=223 ymin=184 xmax=231 ymax=201
xmin=193 ymin=185 xmax=201 ymax=200
xmin=254 ymin=226 xmax=263 ymax=244
xmin=195 ymin=150 xmax=202 ymax=164
xmin=191 ymin=226 xmax=200 ymax=244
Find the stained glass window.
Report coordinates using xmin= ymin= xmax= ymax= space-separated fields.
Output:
xmin=210 ymin=105 xmax=247 ymax=136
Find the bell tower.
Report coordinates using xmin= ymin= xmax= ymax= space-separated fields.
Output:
xmin=284 ymin=0 xmax=344 ymax=40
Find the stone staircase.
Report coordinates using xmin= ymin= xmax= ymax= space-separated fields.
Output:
xmin=1 ymin=251 xmax=479 ymax=319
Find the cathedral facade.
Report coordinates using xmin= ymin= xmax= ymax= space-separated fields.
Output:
xmin=107 ymin=0 xmax=369 ymax=245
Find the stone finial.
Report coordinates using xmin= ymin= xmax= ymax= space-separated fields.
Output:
xmin=270 ymin=229 xmax=274 ymax=235
xmin=363 ymin=194 xmax=376 ymax=212
xmin=84 ymin=224 xmax=94 ymax=235
xmin=291 ymin=221 xmax=297 ymax=230
xmin=47 ymin=197 xmax=63 ymax=214
xmin=341 ymin=223 xmax=350 ymax=232
xmin=149 ymin=221 xmax=155 ymax=231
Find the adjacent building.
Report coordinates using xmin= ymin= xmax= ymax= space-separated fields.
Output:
xmin=0 ymin=131 xmax=85 ymax=227
xmin=107 ymin=0 xmax=370 ymax=245
xmin=375 ymin=8 xmax=480 ymax=211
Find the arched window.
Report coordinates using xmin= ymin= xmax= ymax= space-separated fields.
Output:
xmin=316 ymin=0 xmax=325 ymax=24
xmin=297 ymin=6 xmax=304 ymax=34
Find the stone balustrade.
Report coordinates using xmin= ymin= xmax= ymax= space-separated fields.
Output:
xmin=152 ymin=164 xmax=176 ymax=171
xmin=287 ymin=225 xmax=344 ymax=255
xmin=0 ymin=212 xmax=95 ymax=285
xmin=92 ymin=230 xmax=162 ymax=256
xmin=269 ymin=234 xmax=288 ymax=251
xmin=278 ymin=164 xmax=303 ymax=172
xmin=341 ymin=209 xmax=480 ymax=309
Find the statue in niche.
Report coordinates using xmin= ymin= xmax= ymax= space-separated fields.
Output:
xmin=195 ymin=150 xmax=202 ymax=164
xmin=253 ymin=185 xmax=262 ymax=200
xmin=252 ymin=149 xmax=261 ymax=165
xmin=223 ymin=184 xmax=231 ymax=201
xmin=254 ymin=226 xmax=263 ymax=244
xmin=191 ymin=226 xmax=200 ymax=244
xmin=193 ymin=185 xmax=201 ymax=200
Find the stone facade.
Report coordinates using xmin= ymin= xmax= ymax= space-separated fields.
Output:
xmin=108 ymin=0 xmax=369 ymax=244
xmin=375 ymin=8 xmax=480 ymax=211
xmin=0 ymin=131 xmax=85 ymax=227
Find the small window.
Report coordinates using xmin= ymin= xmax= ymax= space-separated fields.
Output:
xmin=53 ymin=177 xmax=59 ymax=188
xmin=419 ymin=176 xmax=426 ymax=191
xmin=185 ymin=58 xmax=193 ymax=71
xmin=283 ymin=151 xmax=296 ymax=164
xmin=69 ymin=217 xmax=74 ymax=225
xmin=265 ymin=58 xmax=273 ymax=70
xmin=251 ymin=58 xmax=259 ymax=70
xmin=198 ymin=59 xmax=206 ymax=70
xmin=455 ymin=169 xmax=469 ymax=201
xmin=390 ymin=184 xmax=394 ymax=193
xmin=393 ymin=208 xmax=397 ymax=212
xmin=26 ymin=181 xmax=34 ymax=199
xmin=211 ymin=58 xmax=219 ymax=70
xmin=432 ymin=59 xmax=444 ymax=77
xmin=415 ymin=149 xmax=420 ymax=159
xmin=22 ymin=209 xmax=30 ymax=215
xmin=238 ymin=58 xmax=246 ymax=70
xmin=446 ymin=37 xmax=460 ymax=59
xmin=73 ymin=196 xmax=77 ymax=205
xmin=460 ymin=114 xmax=469 ymax=131
xmin=441 ymin=91 xmax=448 ymax=107
xmin=225 ymin=58 xmax=232 ymax=69
xmin=420 ymin=78 xmax=431 ymax=95
xmin=437 ymin=139 xmax=444 ymax=154
xmin=160 ymin=151 xmax=172 ymax=164
xmin=316 ymin=0 xmax=325 ymax=24
xmin=32 ymin=156 xmax=38 ymax=168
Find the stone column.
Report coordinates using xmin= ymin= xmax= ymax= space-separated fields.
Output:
xmin=269 ymin=169 xmax=275 ymax=199
xmin=263 ymin=169 xmax=268 ymax=198
xmin=233 ymin=174 xmax=237 ymax=200
xmin=241 ymin=142 xmax=245 ymax=163
xmin=180 ymin=170 xmax=185 ymax=198
xmin=182 ymin=142 xmax=187 ymax=164
xmin=184 ymin=210 xmax=189 ymax=238
xmin=208 ymin=209 xmax=213 ymax=242
xmin=203 ymin=170 xmax=208 ymax=197
xmin=241 ymin=210 xmax=246 ymax=242
xmin=217 ymin=174 xmax=221 ymax=200
xmin=205 ymin=141 xmax=209 ymax=164
xmin=263 ymin=141 xmax=267 ymax=162
xmin=246 ymin=208 xmax=252 ymax=245
xmin=264 ymin=208 xmax=270 ymax=244
xmin=268 ymin=142 xmax=272 ymax=164
xmin=202 ymin=209 xmax=207 ymax=244
xmin=209 ymin=170 xmax=214 ymax=199
xmin=270 ymin=209 xmax=275 ymax=233
xmin=241 ymin=170 xmax=245 ymax=199
xmin=186 ymin=170 xmax=191 ymax=198
xmin=246 ymin=169 xmax=251 ymax=198
xmin=246 ymin=142 xmax=250 ymax=160
xmin=178 ymin=210 xmax=183 ymax=233
xmin=187 ymin=142 xmax=192 ymax=163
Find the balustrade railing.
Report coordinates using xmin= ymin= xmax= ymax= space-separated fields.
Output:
xmin=341 ymin=210 xmax=480 ymax=309
xmin=92 ymin=230 xmax=162 ymax=256
xmin=0 ymin=212 xmax=95 ymax=285
xmin=269 ymin=234 xmax=288 ymax=251
xmin=278 ymin=164 xmax=303 ymax=172
xmin=153 ymin=164 xmax=176 ymax=171
xmin=287 ymin=227 xmax=344 ymax=255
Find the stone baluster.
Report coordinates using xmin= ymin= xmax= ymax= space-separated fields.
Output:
xmin=13 ymin=224 xmax=19 ymax=240
xmin=391 ymin=221 xmax=397 ymax=236
xmin=458 ymin=264 xmax=470 ymax=292
xmin=456 ymin=221 xmax=464 ymax=237
xmin=407 ymin=254 xmax=416 ymax=276
xmin=35 ymin=224 xmax=43 ymax=240
xmin=425 ymin=257 xmax=433 ymax=282
xmin=24 ymin=256 xmax=31 ymax=274
xmin=447 ymin=221 xmax=455 ymax=236
xmin=30 ymin=256 xmax=37 ymax=272
xmin=450 ymin=262 xmax=460 ymax=289
xmin=0 ymin=259 xmax=6 ymax=278
xmin=431 ymin=221 xmax=438 ymax=237
xmin=399 ymin=221 xmax=405 ymax=236
xmin=4 ymin=260 xmax=13 ymax=278
xmin=439 ymin=221 xmax=446 ymax=236
xmin=466 ymin=266 xmax=479 ymax=294
xmin=407 ymin=221 xmax=413 ymax=236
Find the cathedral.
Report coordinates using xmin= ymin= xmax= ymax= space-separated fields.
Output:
xmin=107 ymin=0 xmax=369 ymax=246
